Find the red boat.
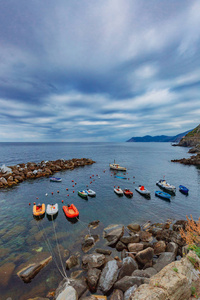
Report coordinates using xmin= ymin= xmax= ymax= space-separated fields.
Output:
xmin=63 ymin=204 xmax=79 ymax=218
xmin=123 ymin=188 xmax=133 ymax=197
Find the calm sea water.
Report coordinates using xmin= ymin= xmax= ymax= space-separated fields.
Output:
xmin=0 ymin=142 xmax=199 ymax=299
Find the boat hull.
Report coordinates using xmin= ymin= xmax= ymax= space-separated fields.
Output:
xmin=123 ymin=189 xmax=133 ymax=197
xmin=156 ymin=181 xmax=176 ymax=194
xmin=114 ymin=188 xmax=123 ymax=195
xmin=50 ymin=177 xmax=62 ymax=182
xmin=86 ymin=189 xmax=96 ymax=197
xmin=78 ymin=190 xmax=88 ymax=199
xmin=135 ymin=187 xmax=150 ymax=198
xmin=155 ymin=191 xmax=171 ymax=200
xmin=46 ymin=203 xmax=59 ymax=215
xmin=33 ymin=204 xmax=45 ymax=217
xmin=179 ymin=185 xmax=189 ymax=195
xmin=63 ymin=204 xmax=79 ymax=218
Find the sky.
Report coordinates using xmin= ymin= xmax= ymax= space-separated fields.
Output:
xmin=0 ymin=0 xmax=200 ymax=142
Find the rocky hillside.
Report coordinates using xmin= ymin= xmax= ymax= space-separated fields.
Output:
xmin=178 ymin=124 xmax=200 ymax=147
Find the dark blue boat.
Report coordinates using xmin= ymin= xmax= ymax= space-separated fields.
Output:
xmin=179 ymin=185 xmax=189 ymax=195
xmin=50 ymin=177 xmax=62 ymax=182
xmin=155 ymin=190 xmax=171 ymax=200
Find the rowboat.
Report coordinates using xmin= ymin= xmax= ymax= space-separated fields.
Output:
xmin=156 ymin=179 xmax=176 ymax=194
xmin=33 ymin=203 xmax=45 ymax=217
xmin=114 ymin=187 xmax=123 ymax=195
xmin=63 ymin=204 xmax=79 ymax=218
xmin=109 ymin=160 xmax=126 ymax=171
xmin=49 ymin=177 xmax=62 ymax=182
xmin=78 ymin=190 xmax=88 ymax=199
xmin=179 ymin=185 xmax=189 ymax=195
xmin=135 ymin=185 xmax=151 ymax=198
xmin=155 ymin=191 xmax=171 ymax=200
xmin=46 ymin=203 xmax=58 ymax=216
xmin=123 ymin=189 xmax=133 ymax=197
xmin=86 ymin=189 xmax=96 ymax=197
xmin=114 ymin=175 xmax=127 ymax=179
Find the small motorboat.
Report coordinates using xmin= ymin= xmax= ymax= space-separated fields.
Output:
xmin=78 ymin=190 xmax=88 ymax=199
xmin=135 ymin=185 xmax=150 ymax=198
xmin=109 ymin=160 xmax=126 ymax=171
xmin=114 ymin=175 xmax=127 ymax=179
xmin=86 ymin=189 xmax=96 ymax=197
xmin=179 ymin=185 xmax=189 ymax=195
xmin=63 ymin=204 xmax=79 ymax=218
xmin=156 ymin=179 xmax=176 ymax=194
xmin=114 ymin=187 xmax=123 ymax=195
xmin=46 ymin=203 xmax=59 ymax=216
xmin=123 ymin=188 xmax=133 ymax=197
xmin=155 ymin=191 xmax=171 ymax=200
xmin=33 ymin=203 xmax=45 ymax=217
xmin=50 ymin=177 xmax=62 ymax=182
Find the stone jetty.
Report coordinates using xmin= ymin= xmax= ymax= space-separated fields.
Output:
xmin=0 ymin=158 xmax=95 ymax=189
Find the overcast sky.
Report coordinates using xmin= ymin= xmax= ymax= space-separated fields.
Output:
xmin=0 ymin=0 xmax=200 ymax=142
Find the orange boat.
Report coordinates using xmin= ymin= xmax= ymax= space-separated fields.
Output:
xmin=33 ymin=203 xmax=45 ymax=216
xmin=123 ymin=189 xmax=133 ymax=197
xmin=63 ymin=204 xmax=79 ymax=218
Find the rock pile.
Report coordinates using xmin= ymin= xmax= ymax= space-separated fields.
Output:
xmin=0 ymin=158 xmax=95 ymax=189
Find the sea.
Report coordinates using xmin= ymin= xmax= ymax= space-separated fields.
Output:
xmin=0 ymin=142 xmax=199 ymax=299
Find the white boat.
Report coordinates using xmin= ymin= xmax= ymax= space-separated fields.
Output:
xmin=46 ymin=203 xmax=59 ymax=216
xmin=109 ymin=160 xmax=126 ymax=171
xmin=114 ymin=187 xmax=123 ymax=195
xmin=156 ymin=179 xmax=176 ymax=194
xmin=49 ymin=177 xmax=62 ymax=182
xmin=86 ymin=189 xmax=96 ymax=197
xmin=135 ymin=185 xmax=151 ymax=198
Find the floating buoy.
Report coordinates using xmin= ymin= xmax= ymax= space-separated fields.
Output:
xmin=45 ymin=193 xmax=48 ymax=196
xmin=75 ymin=182 xmax=77 ymax=185
xmin=114 ymin=186 xmax=115 ymax=187
xmin=29 ymin=203 xmax=31 ymax=206
xmin=86 ymin=185 xmax=88 ymax=187
xmin=128 ymin=178 xmax=130 ymax=180
xmin=51 ymin=192 xmax=53 ymax=195
xmin=57 ymin=190 xmax=59 ymax=193
xmin=118 ymin=186 xmax=119 ymax=188
xmin=36 ymin=197 xmax=38 ymax=199
xmin=66 ymin=188 xmax=68 ymax=191
xmin=90 ymin=176 xmax=91 ymax=179
xmin=72 ymin=180 xmax=74 ymax=182
xmin=72 ymin=185 xmax=74 ymax=187
xmin=96 ymin=174 xmax=98 ymax=176
xmin=93 ymin=179 xmax=95 ymax=181
xmin=67 ymin=194 xmax=69 ymax=196
xmin=133 ymin=182 xmax=135 ymax=184
xmin=133 ymin=176 xmax=135 ymax=178
xmin=92 ymin=175 xmax=94 ymax=177
xmin=33 ymin=202 xmax=36 ymax=205
xmin=73 ymin=191 xmax=74 ymax=193
xmin=62 ymin=200 xmax=64 ymax=203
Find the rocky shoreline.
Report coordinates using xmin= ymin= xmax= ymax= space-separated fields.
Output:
xmin=15 ymin=218 xmax=200 ymax=300
xmin=0 ymin=158 xmax=95 ymax=189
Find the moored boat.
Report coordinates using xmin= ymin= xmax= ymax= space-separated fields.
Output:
xmin=86 ymin=189 xmax=96 ymax=197
xmin=179 ymin=185 xmax=189 ymax=195
xmin=155 ymin=191 xmax=171 ymax=200
xmin=135 ymin=185 xmax=151 ymax=198
xmin=114 ymin=175 xmax=127 ymax=179
xmin=33 ymin=203 xmax=45 ymax=217
xmin=156 ymin=179 xmax=176 ymax=194
xmin=63 ymin=204 xmax=79 ymax=218
xmin=78 ymin=190 xmax=88 ymax=199
xmin=123 ymin=188 xmax=133 ymax=197
xmin=46 ymin=203 xmax=59 ymax=216
xmin=114 ymin=187 xmax=123 ymax=195
xmin=50 ymin=177 xmax=62 ymax=182
xmin=109 ymin=160 xmax=126 ymax=171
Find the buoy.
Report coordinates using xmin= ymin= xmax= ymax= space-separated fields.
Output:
xmin=133 ymin=182 xmax=135 ymax=184
xmin=29 ymin=203 xmax=31 ymax=206
xmin=66 ymin=188 xmax=68 ymax=191
xmin=128 ymin=178 xmax=130 ymax=180
xmin=93 ymin=179 xmax=95 ymax=181
xmin=75 ymin=182 xmax=77 ymax=185
xmin=118 ymin=186 xmax=119 ymax=188
xmin=73 ymin=191 xmax=74 ymax=193
xmin=72 ymin=185 xmax=74 ymax=187
xmin=86 ymin=185 xmax=88 ymax=187
xmin=133 ymin=176 xmax=135 ymax=178
xmin=36 ymin=197 xmax=38 ymax=199
xmin=33 ymin=202 xmax=36 ymax=205
xmin=92 ymin=175 xmax=94 ymax=177
xmin=67 ymin=194 xmax=69 ymax=196
xmin=62 ymin=200 xmax=64 ymax=203
xmin=90 ymin=176 xmax=91 ymax=178
xmin=45 ymin=193 xmax=48 ymax=196
xmin=114 ymin=186 xmax=115 ymax=187
xmin=51 ymin=192 xmax=53 ymax=195
xmin=72 ymin=180 xmax=74 ymax=182
xmin=57 ymin=190 xmax=59 ymax=193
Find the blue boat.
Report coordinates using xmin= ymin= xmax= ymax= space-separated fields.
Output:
xmin=155 ymin=191 xmax=171 ymax=200
xmin=50 ymin=177 xmax=62 ymax=182
xmin=179 ymin=185 xmax=189 ymax=195
xmin=114 ymin=175 xmax=127 ymax=179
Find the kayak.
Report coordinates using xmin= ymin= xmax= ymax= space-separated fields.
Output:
xmin=123 ymin=189 xmax=133 ymax=197
xmin=135 ymin=185 xmax=151 ymax=198
xmin=155 ymin=191 xmax=171 ymax=200
xmin=114 ymin=187 xmax=123 ymax=195
xmin=63 ymin=204 xmax=79 ymax=218
xmin=50 ymin=177 xmax=62 ymax=182
xmin=33 ymin=203 xmax=45 ymax=217
xmin=86 ymin=189 xmax=96 ymax=197
xmin=46 ymin=203 xmax=58 ymax=216
xmin=78 ymin=190 xmax=88 ymax=199
xmin=179 ymin=185 xmax=189 ymax=195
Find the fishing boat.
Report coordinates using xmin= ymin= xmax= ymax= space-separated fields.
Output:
xmin=78 ymin=190 xmax=88 ymax=199
xmin=86 ymin=189 xmax=96 ymax=197
xmin=109 ymin=160 xmax=126 ymax=171
xmin=123 ymin=188 xmax=133 ymax=197
xmin=46 ymin=203 xmax=59 ymax=216
xmin=49 ymin=177 xmax=62 ymax=182
xmin=33 ymin=203 xmax=45 ymax=217
xmin=114 ymin=187 xmax=123 ymax=195
xmin=135 ymin=185 xmax=151 ymax=198
xmin=63 ymin=204 xmax=79 ymax=218
xmin=156 ymin=179 xmax=176 ymax=194
xmin=155 ymin=191 xmax=171 ymax=200
xmin=179 ymin=185 xmax=189 ymax=195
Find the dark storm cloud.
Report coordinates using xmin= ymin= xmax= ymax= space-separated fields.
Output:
xmin=0 ymin=0 xmax=200 ymax=141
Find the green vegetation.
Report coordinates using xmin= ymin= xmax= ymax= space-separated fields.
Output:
xmin=191 ymin=286 xmax=197 ymax=297
xmin=188 ymin=245 xmax=200 ymax=258
xmin=173 ymin=267 xmax=178 ymax=272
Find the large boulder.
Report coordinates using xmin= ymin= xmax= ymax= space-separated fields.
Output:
xmin=139 ymin=231 xmax=153 ymax=243
xmin=114 ymin=276 xmax=150 ymax=292
xmin=118 ymin=257 xmax=138 ymax=280
xmin=81 ymin=235 xmax=99 ymax=253
xmin=132 ymin=269 xmax=150 ymax=278
xmin=99 ymin=260 xmax=119 ymax=293
xmin=115 ymin=241 xmax=127 ymax=251
xmin=110 ymin=289 xmax=124 ymax=300
xmin=135 ymin=247 xmax=154 ymax=266
xmin=127 ymin=224 xmax=141 ymax=233
xmin=124 ymin=285 xmax=137 ymax=300
xmin=82 ymin=253 xmax=105 ymax=270
xmin=166 ymin=242 xmax=178 ymax=256
xmin=56 ymin=284 xmax=78 ymax=300
xmin=66 ymin=255 xmax=80 ymax=270
xmin=153 ymin=241 xmax=166 ymax=255
xmin=129 ymin=283 xmax=167 ymax=299
xmin=153 ymin=252 xmax=176 ymax=272
xmin=128 ymin=243 xmax=144 ymax=253
xmin=69 ymin=278 xmax=88 ymax=298
xmin=103 ymin=224 xmax=124 ymax=246
xmin=86 ymin=268 xmax=101 ymax=292
xmin=120 ymin=234 xmax=140 ymax=245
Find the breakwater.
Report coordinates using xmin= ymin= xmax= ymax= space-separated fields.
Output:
xmin=0 ymin=158 xmax=95 ymax=188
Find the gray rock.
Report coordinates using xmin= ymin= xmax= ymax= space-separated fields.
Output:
xmin=95 ymin=248 xmax=112 ymax=255
xmin=124 ymin=285 xmax=137 ymax=300
xmin=120 ymin=234 xmax=140 ymax=244
xmin=153 ymin=252 xmax=176 ymax=272
xmin=127 ymin=224 xmax=141 ymax=233
xmin=82 ymin=253 xmax=105 ymax=270
xmin=153 ymin=241 xmax=166 ymax=255
xmin=115 ymin=241 xmax=127 ymax=251
xmin=118 ymin=256 xmax=138 ymax=280
xmin=143 ymin=267 xmax=157 ymax=277
xmin=166 ymin=242 xmax=178 ymax=256
xmin=139 ymin=231 xmax=153 ymax=242
xmin=104 ymin=224 xmax=124 ymax=246
xmin=110 ymin=289 xmax=124 ymax=300
xmin=114 ymin=276 xmax=150 ymax=292
xmin=86 ymin=268 xmax=101 ymax=292
xmin=128 ymin=243 xmax=144 ymax=253
xmin=135 ymin=247 xmax=154 ymax=266
xmin=81 ymin=235 xmax=99 ymax=253
xmin=132 ymin=269 xmax=150 ymax=278
xmin=66 ymin=255 xmax=79 ymax=270
xmin=99 ymin=260 xmax=119 ymax=293
xmin=56 ymin=284 xmax=78 ymax=300
xmin=69 ymin=278 xmax=88 ymax=298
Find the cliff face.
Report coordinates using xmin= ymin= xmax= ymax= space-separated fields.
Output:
xmin=178 ymin=124 xmax=200 ymax=147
